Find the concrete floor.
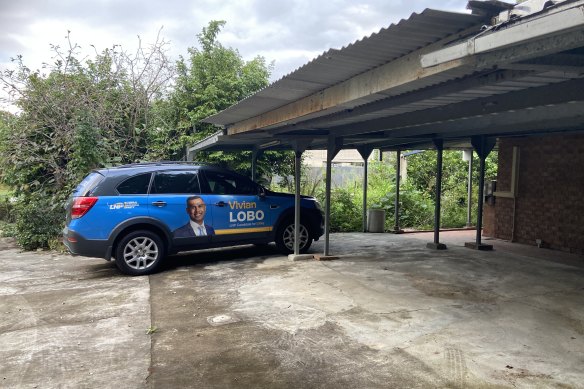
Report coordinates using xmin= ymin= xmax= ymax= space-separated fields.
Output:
xmin=0 ymin=231 xmax=583 ymax=388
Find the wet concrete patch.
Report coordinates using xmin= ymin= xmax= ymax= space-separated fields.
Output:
xmin=207 ymin=314 xmax=240 ymax=326
xmin=406 ymin=275 xmax=499 ymax=303
xmin=0 ymin=244 xmax=151 ymax=389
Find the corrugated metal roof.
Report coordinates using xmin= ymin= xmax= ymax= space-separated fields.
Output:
xmin=188 ymin=0 xmax=584 ymax=158
xmin=204 ymin=9 xmax=485 ymax=127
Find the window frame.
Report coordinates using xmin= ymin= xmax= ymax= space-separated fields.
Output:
xmin=115 ymin=173 xmax=153 ymax=196
xmin=200 ymin=169 xmax=258 ymax=195
xmin=150 ymin=170 xmax=202 ymax=195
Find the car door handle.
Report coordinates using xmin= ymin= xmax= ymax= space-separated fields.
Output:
xmin=215 ymin=201 xmax=226 ymax=207
xmin=152 ymin=201 xmax=167 ymax=207
xmin=270 ymin=204 xmax=279 ymax=209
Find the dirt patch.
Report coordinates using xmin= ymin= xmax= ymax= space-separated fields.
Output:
xmin=406 ymin=275 xmax=498 ymax=303
xmin=0 ymin=237 xmax=18 ymax=251
xmin=492 ymin=367 xmax=554 ymax=387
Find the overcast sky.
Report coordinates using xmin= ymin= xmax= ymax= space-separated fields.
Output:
xmin=1 ymin=0 xmax=469 ymax=88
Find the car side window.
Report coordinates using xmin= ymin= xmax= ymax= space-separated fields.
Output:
xmin=152 ymin=171 xmax=201 ymax=194
xmin=117 ymin=173 xmax=152 ymax=195
xmin=203 ymin=171 xmax=256 ymax=195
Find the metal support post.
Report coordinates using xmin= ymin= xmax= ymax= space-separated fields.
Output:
xmin=427 ymin=139 xmax=447 ymax=250
xmin=476 ymin=155 xmax=486 ymax=245
xmin=324 ymin=137 xmax=342 ymax=256
xmin=466 ymin=151 xmax=473 ymax=227
xmin=393 ymin=149 xmax=403 ymax=233
xmin=288 ymin=141 xmax=313 ymax=261
xmin=251 ymin=148 xmax=263 ymax=182
xmin=465 ymin=135 xmax=496 ymax=251
xmin=357 ymin=146 xmax=374 ymax=233
xmin=294 ymin=149 xmax=302 ymax=256
xmin=363 ymin=159 xmax=369 ymax=232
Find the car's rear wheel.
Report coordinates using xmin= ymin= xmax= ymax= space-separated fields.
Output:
xmin=275 ymin=219 xmax=312 ymax=254
xmin=115 ymin=230 xmax=164 ymax=276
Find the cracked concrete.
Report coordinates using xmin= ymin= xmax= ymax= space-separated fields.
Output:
xmin=1 ymin=231 xmax=583 ymax=388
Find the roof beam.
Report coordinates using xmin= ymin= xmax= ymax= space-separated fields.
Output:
xmin=271 ymin=69 xmax=532 ymax=135
xmin=324 ymin=77 xmax=584 ymax=137
xmin=386 ymin=101 xmax=584 ymax=139
xmin=499 ymin=53 xmax=584 ymax=73
xmin=225 ymin=25 xmax=482 ymax=136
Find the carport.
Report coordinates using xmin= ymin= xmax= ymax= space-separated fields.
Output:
xmin=189 ymin=0 xmax=584 ymax=258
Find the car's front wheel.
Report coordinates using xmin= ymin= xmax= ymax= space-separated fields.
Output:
xmin=275 ymin=219 xmax=312 ymax=254
xmin=115 ymin=230 xmax=165 ymax=276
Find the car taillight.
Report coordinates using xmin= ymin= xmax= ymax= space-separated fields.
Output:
xmin=71 ymin=197 xmax=98 ymax=219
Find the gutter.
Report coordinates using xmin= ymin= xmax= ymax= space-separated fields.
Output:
xmin=186 ymin=130 xmax=224 ymax=161
xmin=421 ymin=1 xmax=584 ymax=68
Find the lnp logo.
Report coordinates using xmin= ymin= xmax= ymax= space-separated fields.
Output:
xmin=109 ymin=201 xmax=139 ymax=210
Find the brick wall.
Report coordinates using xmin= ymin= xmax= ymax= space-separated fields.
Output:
xmin=484 ymin=134 xmax=584 ymax=254
xmin=482 ymin=202 xmax=495 ymax=237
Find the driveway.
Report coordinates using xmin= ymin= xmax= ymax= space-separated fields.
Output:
xmin=1 ymin=232 xmax=583 ymax=388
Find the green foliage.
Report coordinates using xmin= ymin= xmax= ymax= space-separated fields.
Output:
xmin=146 ymin=20 xmax=294 ymax=178
xmin=0 ymin=187 xmax=16 ymax=237
xmin=406 ymin=150 xmax=498 ymax=196
xmin=364 ymin=160 xmax=395 ymax=208
xmin=327 ymin=188 xmax=363 ymax=232
xmin=0 ymin=196 xmax=15 ymax=223
xmin=311 ymin=159 xmax=434 ymax=232
xmin=310 ymin=149 xmax=498 ymax=232
xmin=404 ymin=149 xmax=498 ymax=228
xmin=0 ymin=221 xmax=16 ymax=238
xmin=147 ymin=20 xmax=272 ymax=160
xmin=373 ymin=181 xmax=435 ymax=230
xmin=0 ymin=33 xmax=174 ymax=249
xmin=13 ymin=194 xmax=63 ymax=250
xmin=197 ymin=150 xmax=296 ymax=181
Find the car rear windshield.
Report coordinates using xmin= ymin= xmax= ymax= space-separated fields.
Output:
xmin=73 ymin=172 xmax=104 ymax=197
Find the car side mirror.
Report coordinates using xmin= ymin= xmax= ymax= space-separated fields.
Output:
xmin=258 ymin=186 xmax=266 ymax=198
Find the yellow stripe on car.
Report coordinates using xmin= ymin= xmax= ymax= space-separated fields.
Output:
xmin=215 ymin=227 xmax=273 ymax=235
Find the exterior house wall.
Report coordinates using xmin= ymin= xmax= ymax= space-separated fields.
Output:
xmin=304 ymin=149 xmax=369 ymax=167
xmin=483 ymin=134 xmax=584 ymax=254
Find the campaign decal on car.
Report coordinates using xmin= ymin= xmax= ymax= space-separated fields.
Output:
xmin=215 ymin=199 xmax=272 ymax=235
xmin=172 ymin=195 xmax=215 ymax=238
xmin=109 ymin=201 xmax=140 ymax=210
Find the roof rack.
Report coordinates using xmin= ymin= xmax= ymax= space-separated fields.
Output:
xmin=116 ymin=161 xmax=206 ymax=168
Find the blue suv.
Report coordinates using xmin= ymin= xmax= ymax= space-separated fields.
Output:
xmin=63 ymin=163 xmax=324 ymax=275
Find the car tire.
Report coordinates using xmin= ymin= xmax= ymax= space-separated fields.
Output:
xmin=275 ymin=218 xmax=312 ymax=254
xmin=114 ymin=230 xmax=165 ymax=276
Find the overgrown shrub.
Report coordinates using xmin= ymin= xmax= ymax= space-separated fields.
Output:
xmin=13 ymin=194 xmax=64 ymax=250
xmin=372 ymin=182 xmax=434 ymax=230
xmin=0 ymin=195 xmax=15 ymax=223
xmin=0 ymin=221 xmax=16 ymax=238
xmin=441 ymin=188 xmax=469 ymax=228
xmin=326 ymin=188 xmax=363 ymax=232
xmin=0 ymin=189 xmax=16 ymax=237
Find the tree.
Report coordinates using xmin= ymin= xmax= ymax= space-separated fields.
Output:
xmin=148 ymin=21 xmax=295 ymax=181
xmin=0 ymin=32 xmax=174 ymax=248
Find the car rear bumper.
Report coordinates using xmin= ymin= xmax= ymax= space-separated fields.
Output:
xmin=310 ymin=208 xmax=325 ymax=240
xmin=62 ymin=227 xmax=113 ymax=260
